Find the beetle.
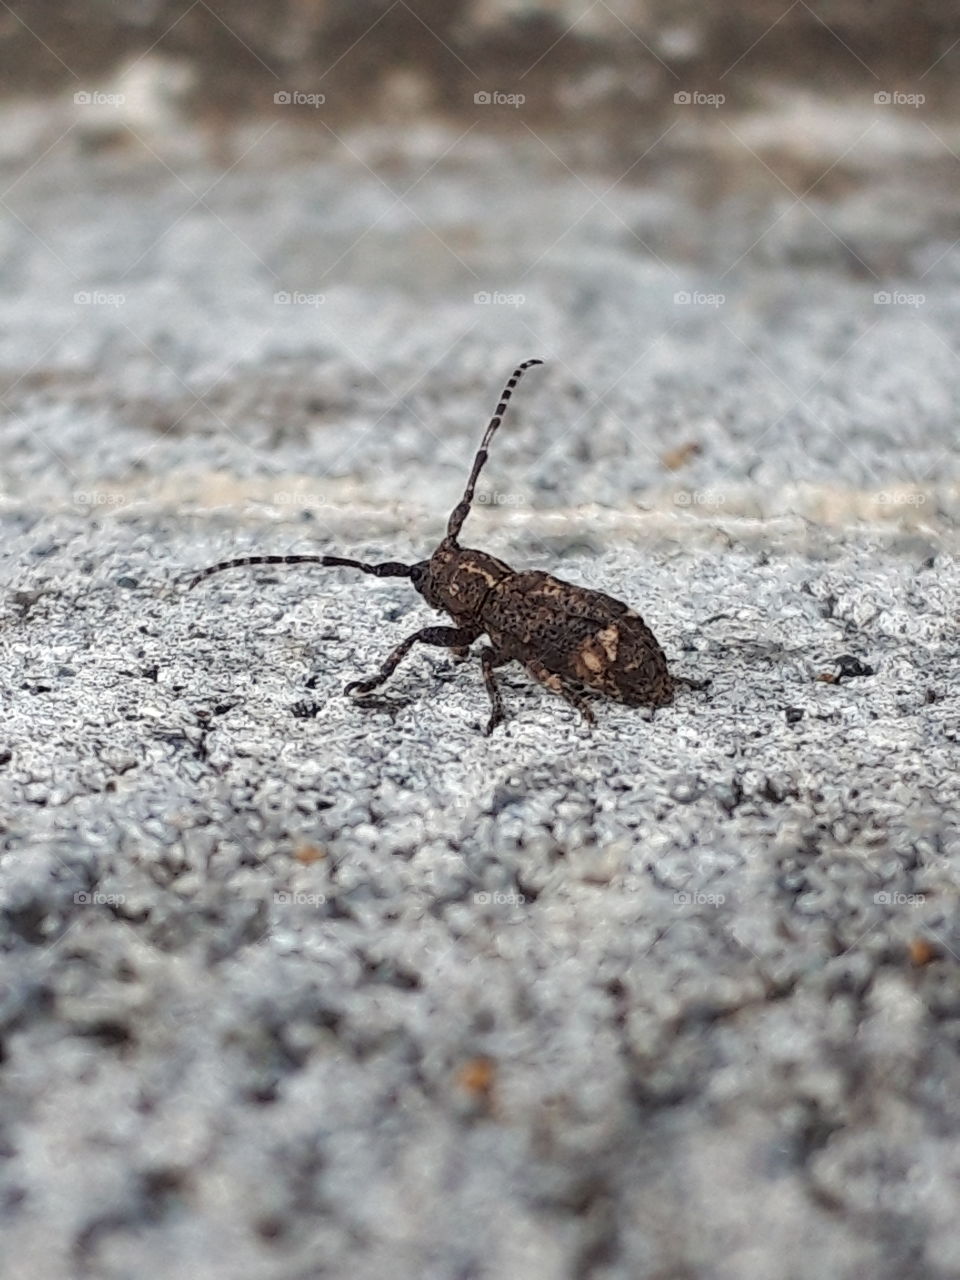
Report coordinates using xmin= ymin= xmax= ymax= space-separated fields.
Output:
xmin=189 ymin=359 xmax=684 ymax=733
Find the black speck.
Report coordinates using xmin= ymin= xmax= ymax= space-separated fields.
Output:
xmin=256 ymin=1215 xmax=286 ymax=1241
xmin=785 ymin=707 xmax=804 ymax=724
xmin=117 ymin=576 xmax=139 ymax=589
xmin=835 ymin=654 xmax=874 ymax=679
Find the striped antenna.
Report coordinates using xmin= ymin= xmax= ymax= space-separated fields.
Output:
xmin=186 ymin=554 xmax=413 ymax=590
xmin=445 ymin=358 xmax=543 ymax=543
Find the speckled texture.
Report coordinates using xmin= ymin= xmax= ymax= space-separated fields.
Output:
xmin=2 ymin=85 xmax=960 ymax=1280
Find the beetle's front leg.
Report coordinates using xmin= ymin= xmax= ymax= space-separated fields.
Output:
xmin=345 ymin=625 xmax=480 ymax=696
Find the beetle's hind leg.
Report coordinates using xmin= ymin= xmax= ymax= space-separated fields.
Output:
xmin=526 ymin=659 xmax=596 ymax=728
xmin=673 ymin=673 xmax=710 ymax=692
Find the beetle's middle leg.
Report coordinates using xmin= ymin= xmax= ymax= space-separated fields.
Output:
xmin=479 ymin=645 xmax=511 ymax=736
xmin=345 ymin=625 xmax=480 ymax=696
xmin=526 ymin=658 xmax=596 ymax=727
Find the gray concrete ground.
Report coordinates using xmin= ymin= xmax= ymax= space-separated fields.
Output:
xmin=2 ymin=98 xmax=960 ymax=1279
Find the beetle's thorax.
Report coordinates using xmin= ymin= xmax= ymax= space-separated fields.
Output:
xmin=415 ymin=539 xmax=513 ymax=621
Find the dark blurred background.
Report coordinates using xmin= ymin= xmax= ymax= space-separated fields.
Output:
xmin=2 ymin=0 xmax=958 ymax=261
xmin=2 ymin=0 xmax=958 ymax=118
xmin=1 ymin=1 xmax=959 ymax=518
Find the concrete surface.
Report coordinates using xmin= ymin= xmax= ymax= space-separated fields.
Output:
xmin=1 ymin=101 xmax=960 ymax=1280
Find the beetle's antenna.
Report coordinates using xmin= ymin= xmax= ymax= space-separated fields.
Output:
xmin=445 ymin=358 xmax=543 ymax=544
xmin=186 ymin=554 xmax=413 ymax=590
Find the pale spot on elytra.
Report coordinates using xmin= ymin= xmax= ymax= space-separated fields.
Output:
xmin=597 ymin=624 xmax=619 ymax=662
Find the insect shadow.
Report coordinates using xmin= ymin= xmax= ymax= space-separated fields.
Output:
xmin=189 ymin=360 xmax=701 ymax=733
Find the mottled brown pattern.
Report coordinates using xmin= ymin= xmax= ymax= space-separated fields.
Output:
xmin=190 ymin=359 xmax=687 ymax=733
xmin=478 ymin=569 xmax=674 ymax=712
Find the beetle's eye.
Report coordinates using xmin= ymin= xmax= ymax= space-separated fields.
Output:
xmin=410 ymin=562 xmax=428 ymax=588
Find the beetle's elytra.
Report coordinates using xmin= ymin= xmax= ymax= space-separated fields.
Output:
xmin=189 ymin=359 xmax=680 ymax=733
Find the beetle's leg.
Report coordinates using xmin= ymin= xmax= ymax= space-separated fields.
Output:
xmin=479 ymin=645 xmax=510 ymax=736
xmin=673 ymin=674 xmax=710 ymax=692
xmin=526 ymin=658 xmax=596 ymax=727
xmin=345 ymin=625 xmax=480 ymax=696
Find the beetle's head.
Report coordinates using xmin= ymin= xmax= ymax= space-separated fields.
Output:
xmin=411 ymin=545 xmax=461 ymax=613
xmin=409 ymin=560 xmax=431 ymax=597
xmin=411 ymin=550 xmax=461 ymax=613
